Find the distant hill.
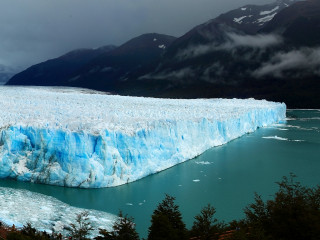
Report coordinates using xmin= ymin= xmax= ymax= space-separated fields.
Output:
xmin=61 ymin=33 xmax=177 ymax=91
xmin=7 ymin=45 xmax=116 ymax=86
xmin=6 ymin=0 xmax=320 ymax=108
xmin=6 ymin=33 xmax=176 ymax=91
xmin=0 ymin=64 xmax=19 ymax=85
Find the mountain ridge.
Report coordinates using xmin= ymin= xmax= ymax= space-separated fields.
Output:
xmin=6 ymin=0 xmax=320 ymax=108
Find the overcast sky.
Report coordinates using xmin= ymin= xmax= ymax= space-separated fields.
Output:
xmin=0 ymin=0 xmax=273 ymax=70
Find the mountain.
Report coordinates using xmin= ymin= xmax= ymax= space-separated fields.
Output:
xmin=261 ymin=0 xmax=320 ymax=46
xmin=0 ymin=64 xmax=19 ymax=85
xmin=6 ymin=0 xmax=320 ymax=108
xmin=6 ymin=33 xmax=176 ymax=91
xmin=7 ymin=46 xmax=116 ymax=86
xmin=158 ymin=0 xmax=297 ymax=60
xmin=115 ymin=0 xmax=320 ymax=108
xmin=61 ymin=33 xmax=177 ymax=91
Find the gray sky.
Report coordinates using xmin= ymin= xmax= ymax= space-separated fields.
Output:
xmin=0 ymin=0 xmax=273 ymax=69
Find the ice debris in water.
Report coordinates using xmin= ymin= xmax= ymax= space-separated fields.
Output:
xmin=0 ymin=187 xmax=116 ymax=237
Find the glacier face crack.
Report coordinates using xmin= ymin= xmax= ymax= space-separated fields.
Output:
xmin=0 ymin=87 xmax=286 ymax=188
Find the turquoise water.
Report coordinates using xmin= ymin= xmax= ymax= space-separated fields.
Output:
xmin=0 ymin=110 xmax=319 ymax=238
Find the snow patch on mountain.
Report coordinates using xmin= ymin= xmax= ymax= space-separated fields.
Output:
xmin=233 ymin=16 xmax=247 ymax=24
xmin=260 ymin=6 xmax=279 ymax=15
xmin=257 ymin=12 xmax=277 ymax=23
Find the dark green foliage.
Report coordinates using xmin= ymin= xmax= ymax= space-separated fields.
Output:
xmin=95 ymin=210 xmax=139 ymax=240
xmin=7 ymin=222 xmax=52 ymax=240
xmin=190 ymin=204 xmax=221 ymax=240
xmin=67 ymin=211 xmax=94 ymax=240
xmin=6 ymin=232 xmax=33 ymax=240
xmin=148 ymin=194 xmax=187 ymax=240
xmin=244 ymin=173 xmax=320 ymax=240
xmin=5 ymin=174 xmax=320 ymax=240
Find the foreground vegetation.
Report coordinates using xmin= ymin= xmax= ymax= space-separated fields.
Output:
xmin=1 ymin=174 xmax=319 ymax=240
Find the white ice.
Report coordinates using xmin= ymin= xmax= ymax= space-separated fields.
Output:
xmin=0 ymin=86 xmax=286 ymax=188
xmin=0 ymin=187 xmax=116 ymax=237
xmin=263 ymin=136 xmax=288 ymax=141
xmin=257 ymin=12 xmax=277 ymax=23
xmin=260 ymin=6 xmax=279 ymax=15
xmin=262 ymin=136 xmax=304 ymax=142
xmin=195 ymin=161 xmax=212 ymax=165
xmin=233 ymin=16 xmax=247 ymax=24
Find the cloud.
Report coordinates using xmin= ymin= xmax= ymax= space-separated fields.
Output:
xmin=253 ymin=47 xmax=320 ymax=78
xmin=177 ymin=32 xmax=282 ymax=59
xmin=139 ymin=68 xmax=195 ymax=80
xmin=200 ymin=62 xmax=226 ymax=82
xmin=0 ymin=0 xmax=274 ymax=68
xmin=140 ymin=62 xmax=228 ymax=83
xmin=225 ymin=32 xmax=282 ymax=48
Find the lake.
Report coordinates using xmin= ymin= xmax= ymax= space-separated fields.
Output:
xmin=0 ymin=109 xmax=319 ymax=238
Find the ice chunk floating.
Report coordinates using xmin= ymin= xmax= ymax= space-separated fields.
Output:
xmin=0 ymin=86 xmax=286 ymax=188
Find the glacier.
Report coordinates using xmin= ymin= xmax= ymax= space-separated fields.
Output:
xmin=0 ymin=86 xmax=286 ymax=188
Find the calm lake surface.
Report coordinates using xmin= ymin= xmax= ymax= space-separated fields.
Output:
xmin=0 ymin=110 xmax=319 ymax=238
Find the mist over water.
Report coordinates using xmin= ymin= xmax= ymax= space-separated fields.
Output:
xmin=0 ymin=110 xmax=319 ymax=238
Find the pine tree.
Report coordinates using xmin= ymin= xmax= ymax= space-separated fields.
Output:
xmin=68 ymin=211 xmax=93 ymax=240
xmin=245 ymin=174 xmax=320 ymax=240
xmin=148 ymin=194 xmax=187 ymax=240
xmin=190 ymin=204 xmax=219 ymax=240
xmin=95 ymin=211 xmax=139 ymax=240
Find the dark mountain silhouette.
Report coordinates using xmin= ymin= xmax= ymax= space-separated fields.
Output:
xmin=6 ymin=0 xmax=320 ymax=108
xmin=7 ymin=46 xmax=116 ymax=86
xmin=6 ymin=34 xmax=176 ymax=91
xmin=61 ymin=33 xmax=177 ymax=91
xmin=115 ymin=0 xmax=320 ymax=108
xmin=261 ymin=0 xmax=320 ymax=46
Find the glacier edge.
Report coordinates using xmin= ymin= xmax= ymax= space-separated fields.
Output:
xmin=0 ymin=87 xmax=286 ymax=188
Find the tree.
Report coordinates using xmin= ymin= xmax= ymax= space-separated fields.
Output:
xmin=68 ymin=211 xmax=93 ymax=240
xmin=245 ymin=174 xmax=320 ymax=240
xmin=190 ymin=204 xmax=220 ymax=240
xmin=95 ymin=210 xmax=139 ymax=240
xmin=148 ymin=194 xmax=187 ymax=240
xmin=7 ymin=222 xmax=52 ymax=240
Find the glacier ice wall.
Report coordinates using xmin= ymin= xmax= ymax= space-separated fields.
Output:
xmin=0 ymin=86 xmax=286 ymax=188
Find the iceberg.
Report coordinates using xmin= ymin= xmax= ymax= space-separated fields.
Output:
xmin=0 ymin=86 xmax=286 ymax=188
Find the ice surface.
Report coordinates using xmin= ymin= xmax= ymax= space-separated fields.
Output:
xmin=195 ymin=161 xmax=212 ymax=165
xmin=0 ymin=86 xmax=286 ymax=188
xmin=0 ymin=187 xmax=116 ymax=237
xmin=263 ymin=136 xmax=288 ymax=141
xmin=262 ymin=136 xmax=304 ymax=142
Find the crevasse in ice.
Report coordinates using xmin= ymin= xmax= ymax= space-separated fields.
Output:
xmin=0 ymin=86 xmax=286 ymax=188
